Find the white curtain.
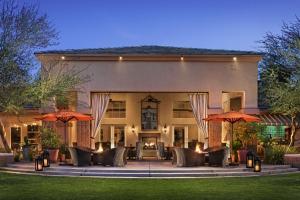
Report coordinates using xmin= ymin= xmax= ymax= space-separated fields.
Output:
xmin=91 ymin=93 xmax=110 ymax=148
xmin=189 ymin=93 xmax=208 ymax=147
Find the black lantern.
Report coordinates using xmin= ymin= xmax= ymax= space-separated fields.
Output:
xmin=246 ymin=151 xmax=254 ymax=168
xmin=35 ymin=156 xmax=43 ymax=171
xmin=42 ymin=150 xmax=50 ymax=167
xmin=254 ymin=157 xmax=262 ymax=172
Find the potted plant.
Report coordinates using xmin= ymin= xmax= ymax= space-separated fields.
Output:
xmin=22 ymin=136 xmax=31 ymax=161
xmin=41 ymin=128 xmax=61 ymax=163
xmin=59 ymin=144 xmax=68 ymax=162
xmin=232 ymin=140 xmax=242 ymax=163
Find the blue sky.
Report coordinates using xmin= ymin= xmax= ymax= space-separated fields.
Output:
xmin=28 ymin=0 xmax=300 ymax=51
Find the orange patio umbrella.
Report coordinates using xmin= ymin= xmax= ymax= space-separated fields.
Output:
xmin=204 ymin=111 xmax=260 ymax=161
xmin=36 ymin=110 xmax=93 ymax=145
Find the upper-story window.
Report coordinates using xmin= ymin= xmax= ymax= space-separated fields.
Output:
xmin=173 ymin=101 xmax=194 ymax=118
xmin=105 ymin=101 xmax=126 ymax=118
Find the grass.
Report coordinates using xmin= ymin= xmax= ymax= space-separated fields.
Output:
xmin=0 ymin=172 xmax=300 ymax=200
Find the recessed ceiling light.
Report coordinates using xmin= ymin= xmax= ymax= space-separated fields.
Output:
xmin=233 ymin=57 xmax=237 ymax=61
xmin=61 ymin=56 xmax=65 ymax=60
xmin=180 ymin=56 xmax=184 ymax=61
xmin=119 ymin=56 xmax=123 ymax=61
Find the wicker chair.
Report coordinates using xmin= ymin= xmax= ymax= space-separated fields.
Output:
xmin=93 ymin=147 xmax=127 ymax=167
xmin=68 ymin=147 xmax=91 ymax=166
xmin=156 ymin=142 xmax=165 ymax=160
xmin=207 ymin=146 xmax=229 ymax=167
xmin=173 ymin=147 xmax=205 ymax=167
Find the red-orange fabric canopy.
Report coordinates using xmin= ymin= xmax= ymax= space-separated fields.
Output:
xmin=36 ymin=110 xmax=93 ymax=145
xmin=36 ymin=110 xmax=93 ymax=123
xmin=204 ymin=111 xmax=260 ymax=123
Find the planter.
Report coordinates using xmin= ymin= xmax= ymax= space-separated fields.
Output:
xmin=47 ymin=149 xmax=59 ymax=163
xmin=284 ymin=154 xmax=300 ymax=169
xmin=231 ymin=154 xmax=236 ymax=163
xmin=237 ymin=150 xmax=248 ymax=164
xmin=22 ymin=146 xmax=31 ymax=161
xmin=0 ymin=153 xmax=14 ymax=166
xmin=60 ymin=154 xmax=66 ymax=162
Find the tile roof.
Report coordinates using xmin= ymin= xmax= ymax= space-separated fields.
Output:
xmin=35 ymin=45 xmax=262 ymax=56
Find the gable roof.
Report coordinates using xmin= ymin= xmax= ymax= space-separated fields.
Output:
xmin=35 ymin=45 xmax=261 ymax=56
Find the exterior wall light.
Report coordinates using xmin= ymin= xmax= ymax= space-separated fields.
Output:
xmin=42 ymin=150 xmax=50 ymax=167
xmin=162 ymin=124 xmax=168 ymax=134
xmin=131 ymin=124 xmax=136 ymax=133
xmin=233 ymin=57 xmax=237 ymax=61
xmin=254 ymin=157 xmax=262 ymax=172
xmin=246 ymin=151 xmax=254 ymax=168
xmin=119 ymin=56 xmax=123 ymax=61
xmin=35 ymin=156 xmax=43 ymax=171
xmin=180 ymin=56 xmax=184 ymax=61
xmin=61 ymin=56 xmax=65 ymax=60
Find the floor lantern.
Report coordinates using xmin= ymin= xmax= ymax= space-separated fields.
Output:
xmin=246 ymin=151 xmax=254 ymax=168
xmin=35 ymin=156 xmax=43 ymax=171
xmin=254 ymin=157 xmax=262 ymax=172
xmin=42 ymin=150 xmax=50 ymax=167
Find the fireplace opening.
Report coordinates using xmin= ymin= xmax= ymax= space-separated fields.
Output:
xmin=142 ymin=137 xmax=157 ymax=150
xmin=139 ymin=133 xmax=160 ymax=150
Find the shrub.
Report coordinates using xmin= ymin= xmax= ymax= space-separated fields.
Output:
xmin=41 ymin=128 xmax=61 ymax=149
xmin=264 ymin=145 xmax=298 ymax=164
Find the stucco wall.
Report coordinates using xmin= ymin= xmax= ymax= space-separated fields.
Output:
xmin=58 ymin=60 xmax=259 ymax=114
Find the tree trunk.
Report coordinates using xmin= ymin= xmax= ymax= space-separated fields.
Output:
xmin=288 ymin=115 xmax=296 ymax=147
xmin=0 ymin=117 xmax=11 ymax=152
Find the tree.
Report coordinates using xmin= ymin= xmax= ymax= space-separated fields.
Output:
xmin=260 ymin=17 xmax=300 ymax=147
xmin=0 ymin=1 xmax=85 ymax=152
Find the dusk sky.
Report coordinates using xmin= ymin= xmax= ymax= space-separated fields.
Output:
xmin=29 ymin=0 xmax=300 ymax=51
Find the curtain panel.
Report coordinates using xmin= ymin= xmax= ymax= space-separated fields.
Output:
xmin=189 ymin=93 xmax=208 ymax=146
xmin=91 ymin=93 xmax=110 ymax=147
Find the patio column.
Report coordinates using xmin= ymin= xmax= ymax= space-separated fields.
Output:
xmin=124 ymin=125 xmax=127 ymax=147
xmin=184 ymin=126 xmax=189 ymax=148
xmin=171 ymin=126 xmax=175 ymax=147
xmin=110 ymin=125 xmax=115 ymax=148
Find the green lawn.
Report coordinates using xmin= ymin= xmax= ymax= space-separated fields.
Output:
xmin=0 ymin=172 xmax=300 ymax=200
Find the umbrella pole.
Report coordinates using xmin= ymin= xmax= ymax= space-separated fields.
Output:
xmin=64 ymin=122 xmax=67 ymax=146
xmin=231 ymin=122 xmax=234 ymax=163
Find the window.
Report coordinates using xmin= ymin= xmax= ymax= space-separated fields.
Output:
xmin=173 ymin=101 xmax=194 ymax=118
xmin=105 ymin=101 xmax=126 ymax=118
xmin=27 ymin=125 xmax=40 ymax=144
xmin=11 ymin=127 xmax=21 ymax=148
xmin=174 ymin=127 xmax=185 ymax=147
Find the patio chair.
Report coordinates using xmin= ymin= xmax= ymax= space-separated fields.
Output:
xmin=207 ymin=146 xmax=229 ymax=167
xmin=68 ymin=147 xmax=91 ymax=166
xmin=173 ymin=147 xmax=205 ymax=167
xmin=156 ymin=142 xmax=165 ymax=160
xmin=136 ymin=142 xmax=143 ymax=160
xmin=93 ymin=147 xmax=127 ymax=167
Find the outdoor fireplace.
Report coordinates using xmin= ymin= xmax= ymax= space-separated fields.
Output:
xmin=139 ymin=133 xmax=160 ymax=150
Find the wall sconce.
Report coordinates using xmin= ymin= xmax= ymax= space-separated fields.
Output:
xmin=131 ymin=124 xmax=136 ymax=134
xmin=35 ymin=156 xmax=43 ymax=171
xmin=162 ymin=124 xmax=168 ymax=134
